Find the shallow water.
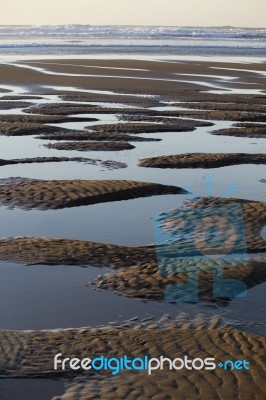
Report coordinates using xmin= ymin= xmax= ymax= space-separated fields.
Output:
xmin=0 ymin=261 xmax=215 ymax=330
xmin=0 ymin=261 xmax=264 ymax=336
xmin=210 ymin=67 xmax=266 ymax=78
xmin=0 ymin=195 xmax=188 ymax=246
xmin=0 ymin=260 xmax=259 ymax=333
xmin=207 ymin=88 xmax=265 ymax=95
xmin=175 ymin=73 xmax=238 ymax=81
xmin=224 ymin=282 xmax=266 ymax=336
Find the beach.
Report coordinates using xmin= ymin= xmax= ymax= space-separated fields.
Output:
xmin=0 ymin=58 xmax=265 ymax=93
xmin=0 ymin=55 xmax=265 ymax=399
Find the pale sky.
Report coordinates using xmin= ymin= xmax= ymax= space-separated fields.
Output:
xmin=1 ymin=0 xmax=265 ymax=27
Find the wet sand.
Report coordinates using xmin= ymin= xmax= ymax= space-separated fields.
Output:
xmin=45 ymin=141 xmax=136 ymax=151
xmin=212 ymin=126 xmax=266 ymax=138
xmin=0 ymin=59 xmax=265 ymax=94
xmin=0 ymin=58 xmax=265 ymax=399
xmin=0 ymin=179 xmax=186 ymax=210
xmin=0 ymin=323 xmax=265 ymax=399
xmin=0 ymin=157 xmax=127 ymax=170
xmin=139 ymin=153 xmax=266 ymax=168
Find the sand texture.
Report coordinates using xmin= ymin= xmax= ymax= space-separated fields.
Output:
xmin=45 ymin=141 xmax=136 ymax=151
xmin=95 ymin=258 xmax=266 ymax=302
xmin=38 ymin=131 xmax=161 ymax=142
xmin=89 ymin=121 xmax=212 ymax=134
xmin=0 ymin=157 xmax=127 ymax=170
xmin=0 ymin=324 xmax=265 ymax=399
xmin=152 ymin=110 xmax=266 ymax=122
xmin=0 ymin=101 xmax=34 ymax=110
xmin=0 ymin=114 xmax=99 ymax=124
xmin=174 ymin=101 xmax=266 ymax=112
xmin=0 ymin=237 xmax=154 ymax=267
xmin=23 ymin=104 xmax=149 ymax=116
xmin=118 ymin=115 xmax=213 ymax=128
xmin=0 ymin=179 xmax=186 ymax=210
xmin=0 ymin=122 xmax=67 ymax=136
xmin=158 ymin=197 xmax=266 ymax=253
xmin=211 ymin=126 xmax=266 ymax=138
xmin=139 ymin=153 xmax=266 ymax=168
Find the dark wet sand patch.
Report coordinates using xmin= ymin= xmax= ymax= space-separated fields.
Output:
xmin=23 ymin=104 xmax=149 ymax=116
xmin=0 ymin=95 xmax=43 ymax=101
xmin=234 ymin=123 xmax=266 ymax=128
xmin=139 ymin=153 xmax=266 ymax=168
xmin=90 ymin=122 xmax=199 ymax=134
xmin=0 ymin=157 xmax=94 ymax=166
xmin=94 ymin=258 xmax=266 ymax=302
xmin=23 ymin=104 xmax=100 ymax=116
xmin=0 ymin=122 xmax=62 ymax=136
xmin=158 ymin=197 xmax=266 ymax=253
xmin=45 ymin=141 xmax=135 ymax=151
xmin=172 ymin=101 xmax=266 ymax=113
xmin=59 ymin=93 xmax=161 ymax=108
xmin=0 ymin=157 xmax=127 ymax=170
xmin=0 ymin=122 xmax=97 ymax=136
xmin=99 ymin=160 xmax=127 ymax=169
xmin=0 ymin=237 xmax=155 ymax=267
xmin=167 ymin=91 xmax=266 ymax=105
xmin=0 ymin=88 xmax=12 ymax=93
xmin=0 ymin=114 xmax=99 ymax=124
xmin=0 ymin=101 xmax=34 ymax=110
xmin=211 ymin=126 xmax=266 ymax=138
xmin=0 ymin=178 xmax=186 ymax=210
xmin=154 ymin=110 xmax=266 ymax=122
xmin=118 ymin=115 xmax=214 ymax=128
xmin=0 ymin=324 xmax=265 ymax=400
xmin=38 ymin=132 xmax=161 ymax=142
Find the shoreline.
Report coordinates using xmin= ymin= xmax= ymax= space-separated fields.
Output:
xmin=0 ymin=58 xmax=265 ymax=95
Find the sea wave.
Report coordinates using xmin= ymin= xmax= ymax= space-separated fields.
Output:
xmin=0 ymin=25 xmax=265 ymax=57
xmin=0 ymin=25 xmax=266 ymax=41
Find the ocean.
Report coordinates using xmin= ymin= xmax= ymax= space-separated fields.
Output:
xmin=0 ymin=25 xmax=266 ymax=57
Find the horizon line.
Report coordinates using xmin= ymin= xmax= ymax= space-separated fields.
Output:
xmin=0 ymin=23 xmax=265 ymax=29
